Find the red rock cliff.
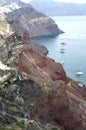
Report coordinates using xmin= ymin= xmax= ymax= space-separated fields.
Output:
xmin=18 ymin=49 xmax=67 ymax=83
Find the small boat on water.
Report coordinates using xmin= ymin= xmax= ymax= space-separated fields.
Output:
xmin=60 ymin=50 xmax=65 ymax=53
xmin=61 ymin=42 xmax=67 ymax=45
xmin=59 ymin=60 xmax=64 ymax=65
xmin=76 ymin=71 xmax=83 ymax=76
xmin=60 ymin=43 xmax=66 ymax=53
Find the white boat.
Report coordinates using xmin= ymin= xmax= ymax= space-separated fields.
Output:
xmin=59 ymin=60 xmax=64 ymax=65
xmin=76 ymin=71 xmax=83 ymax=75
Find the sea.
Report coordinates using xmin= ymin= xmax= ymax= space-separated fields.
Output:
xmin=32 ymin=15 xmax=86 ymax=85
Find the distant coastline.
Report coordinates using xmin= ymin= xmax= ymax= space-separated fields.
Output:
xmin=30 ymin=1 xmax=86 ymax=16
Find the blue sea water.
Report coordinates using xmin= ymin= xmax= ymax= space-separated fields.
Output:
xmin=32 ymin=16 xmax=86 ymax=85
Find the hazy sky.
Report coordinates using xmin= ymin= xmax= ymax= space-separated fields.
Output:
xmin=53 ymin=0 xmax=86 ymax=3
xmin=21 ymin=0 xmax=86 ymax=3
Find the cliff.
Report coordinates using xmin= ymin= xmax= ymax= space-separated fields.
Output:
xmin=1 ymin=0 xmax=63 ymax=38
xmin=0 ymin=18 xmax=61 ymax=129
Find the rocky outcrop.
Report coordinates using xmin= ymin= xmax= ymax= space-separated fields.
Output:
xmin=4 ymin=0 xmax=63 ymax=38
xmin=31 ymin=80 xmax=86 ymax=130
xmin=18 ymin=48 xmax=67 ymax=84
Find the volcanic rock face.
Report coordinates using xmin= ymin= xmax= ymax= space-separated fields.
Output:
xmin=18 ymin=48 xmax=67 ymax=84
xmin=31 ymin=80 xmax=86 ymax=130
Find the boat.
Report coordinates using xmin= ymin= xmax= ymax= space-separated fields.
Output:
xmin=60 ymin=42 xmax=66 ymax=53
xmin=76 ymin=71 xmax=83 ymax=75
xmin=61 ymin=42 xmax=66 ymax=45
xmin=59 ymin=60 xmax=64 ymax=65
xmin=60 ymin=50 xmax=65 ymax=53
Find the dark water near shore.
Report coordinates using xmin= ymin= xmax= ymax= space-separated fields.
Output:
xmin=32 ymin=16 xmax=86 ymax=85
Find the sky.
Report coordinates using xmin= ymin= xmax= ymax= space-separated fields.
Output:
xmin=21 ymin=0 xmax=86 ymax=3
xmin=53 ymin=0 xmax=86 ymax=3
